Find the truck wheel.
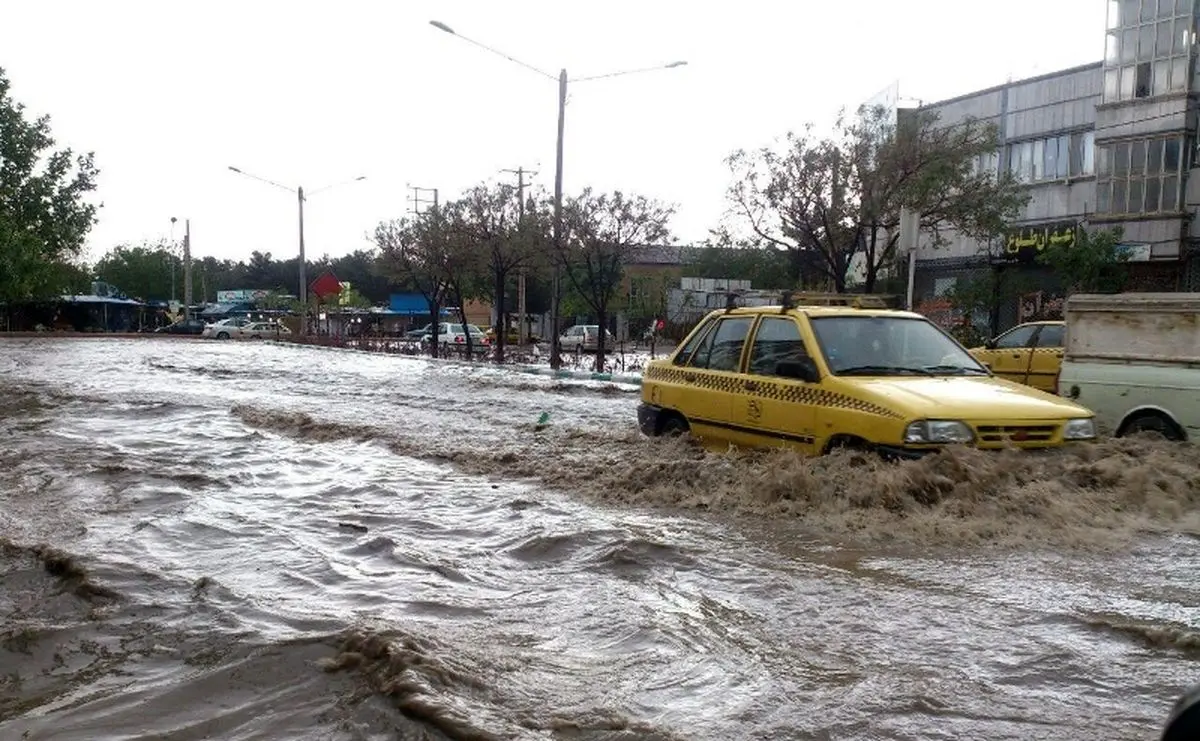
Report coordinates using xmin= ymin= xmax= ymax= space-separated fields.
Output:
xmin=1119 ymin=411 xmax=1185 ymax=442
xmin=659 ymin=414 xmax=690 ymax=437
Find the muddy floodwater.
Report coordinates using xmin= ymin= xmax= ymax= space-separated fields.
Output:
xmin=1 ymin=337 xmax=1198 ymax=740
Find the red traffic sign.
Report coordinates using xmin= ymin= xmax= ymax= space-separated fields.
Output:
xmin=309 ymin=271 xmax=342 ymax=300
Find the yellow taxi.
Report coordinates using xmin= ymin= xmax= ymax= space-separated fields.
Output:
xmin=968 ymin=321 xmax=1064 ymax=394
xmin=637 ymin=299 xmax=1094 ymax=458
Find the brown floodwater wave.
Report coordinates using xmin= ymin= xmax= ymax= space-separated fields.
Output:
xmin=229 ymin=403 xmax=1200 ymax=549
xmin=3 ymin=338 xmax=1200 ymax=740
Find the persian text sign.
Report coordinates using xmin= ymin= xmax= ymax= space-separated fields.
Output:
xmin=994 ymin=221 xmax=1080 ymax=264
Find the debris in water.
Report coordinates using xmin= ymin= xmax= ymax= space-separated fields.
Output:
xmin=535 ymin=411 xmax=550 ymax=430
xmin=337 ymin=522 xmax=369 ymax=533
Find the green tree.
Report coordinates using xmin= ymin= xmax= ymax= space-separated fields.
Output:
xmin=723 ymin=104 xmax=1028 ymax=292
xmin=1036 ymin=226 xmax=1129 ymax=294
xmin=327 ymin=249 xmax=391 ymax=305
xmin=456 ymin=181 xmax=540 ymax=362
xmin=93 ymin=241 xmax=179 ymax=301
xmin=945 ymin=268 xmax=1035 ymax=346
xmin=684 ymin=237 xmax=794 ymax=289
xmin=375 ymin=207 xmax=483 ymax=358
xmin=558 ymin=187 xmax=674 ymax=372
xmin=0 ymin=68 xmax=100 ymax=302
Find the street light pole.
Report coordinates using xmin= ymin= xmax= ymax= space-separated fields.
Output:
xmin=227 ymin=166 xmax=365 ymax=338
xmin=428 ymin=20 xmax=685 ymax=370
xmin=183 ymin=218 xmax=192 ymax=320
xmin=552 ymin=68 xmax=566 ymax=369
xmin=298 ymin=185 xmax=307 ymax=331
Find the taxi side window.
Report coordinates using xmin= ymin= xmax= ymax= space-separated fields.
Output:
xmin=1035 ymin=324 xmax=1064 ymax=347
xmin=672 ymin=319 xmax=715 ymax=366
xmin=994 ymin=324 xmax=1037 ymax=349
xmin=748 ymin=317 xmax=809 ymax=376
xmin=689 ymin=317 xmax=754 ymax=372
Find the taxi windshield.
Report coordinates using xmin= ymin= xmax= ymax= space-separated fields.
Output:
xmin=809 ymin=315 xmax=988 ymax=376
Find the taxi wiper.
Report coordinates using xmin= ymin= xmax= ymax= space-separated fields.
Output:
xmin=836 ymin=365 xmax=934 ymax=376
xmin=922 ymin=364 xmax=989 ymax=375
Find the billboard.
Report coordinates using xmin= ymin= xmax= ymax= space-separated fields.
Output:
xmin=216 ymin=289 xmax=270 ymax=303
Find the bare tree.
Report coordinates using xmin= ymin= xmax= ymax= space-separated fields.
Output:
xmin=457 ymin=182 xmax=541 ymax=363
xmin=439 ymin=201 xmax=487 ymax=358
xmin=723 ymin=105 xmax=1028 ymax=292
xmin=559 ymin=187 xmax=674 ymax=372
xmin=374 ymin=215 xmax=448 ymax=357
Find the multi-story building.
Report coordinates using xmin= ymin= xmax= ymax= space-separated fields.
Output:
xmin=910 ymin=0 xmax=1198 ymax=334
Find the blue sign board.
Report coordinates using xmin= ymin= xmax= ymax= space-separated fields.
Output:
xmin=389 ymin=293 xmax=453 ymax=316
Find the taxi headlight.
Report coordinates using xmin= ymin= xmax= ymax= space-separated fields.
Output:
xmin=904 ymin=420 xmax=974 ymax=445
xmin=1062 ymin=418 xmax=1096 ymax=440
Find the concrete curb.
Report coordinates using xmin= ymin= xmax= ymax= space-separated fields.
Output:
xmin=268 ymin=340 xmax=645 ymax=385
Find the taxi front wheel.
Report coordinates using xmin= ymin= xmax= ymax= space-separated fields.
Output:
xmin=660 ymin=415 xmax=690 ymax=437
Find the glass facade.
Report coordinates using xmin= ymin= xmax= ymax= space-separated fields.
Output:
xmin=1103 ymin=0 xmax=1195 ymax=102
xmin=1006 ymin=131 xmax=1096 ymax=183
xmin=1095 ymin=134 xmax=1186 ymax=213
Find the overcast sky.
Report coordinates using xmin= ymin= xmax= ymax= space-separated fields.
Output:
xmin=2 ymin=0 xmax=1106 ymax=265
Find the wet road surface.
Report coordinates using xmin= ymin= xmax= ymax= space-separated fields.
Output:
xmin=1 ymin=337 xmax=1197 ymax=740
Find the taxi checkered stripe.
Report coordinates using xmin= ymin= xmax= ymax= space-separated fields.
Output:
xmin=645 ymin=365 xmax=901 ymax=419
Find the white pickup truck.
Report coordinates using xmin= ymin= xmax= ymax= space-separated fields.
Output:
xmin=1058 ymin=292 xmax=1200 ymax=441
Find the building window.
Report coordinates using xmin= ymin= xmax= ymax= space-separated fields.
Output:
xmin=971 ymin=150 xmax=1000 ymax=177
xmin=1103 ymin=0 xmax=1194 ymax=103
xmin=1095 ymin=134 xmax=1186 ymax=214
xmin=1007 ymin=131 xmax=1095 ymax=182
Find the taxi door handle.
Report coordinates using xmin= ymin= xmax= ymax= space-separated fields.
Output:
xmin=744 ymin=380 xmax=759 ymax=392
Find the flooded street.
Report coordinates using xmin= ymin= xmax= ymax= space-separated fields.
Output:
xmin=1 ymin=337 xmax=1198 ymax=740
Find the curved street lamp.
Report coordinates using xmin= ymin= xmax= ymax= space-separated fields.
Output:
xmin=429 ymin=19 xmax=686 ymax=369
xmin=226 ymin=166 xmax=366 ymax=336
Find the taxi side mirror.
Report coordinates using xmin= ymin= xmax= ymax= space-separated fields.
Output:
xmin=984 ymin=338 xmax=997 ymax=349
xmin=776 ymin=358 xmax=820 ymax=383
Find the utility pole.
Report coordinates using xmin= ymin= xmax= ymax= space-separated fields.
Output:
xmin=226 ymin=166 xmax=366 ymax=338
xmin=407 ymin=185 xmax=439 ymax=215
xmin=550 ymin=68 xmax=566 ymax=369
xmin=298 ymin=186 xmax=307 ymax=335
xmin=169 ymin=217 xmax=178 ymax=305
xmin=183 ymin=219 xmax=193 ymax=321
xmin=407 ymin=184 xmax=442 ymax=348
xmin=501 ymin=166 xmax=538 ymax=347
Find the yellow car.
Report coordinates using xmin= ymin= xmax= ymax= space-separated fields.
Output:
xmin=637 ymin=303 xmax=1094 ymax=458
xmin=968 ymin=321 xmax=1064 ymax=394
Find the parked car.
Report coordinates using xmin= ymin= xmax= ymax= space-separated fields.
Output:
xmin=202 ymin=317 xmax=255 ymax=339
xmin=559 ymin=324 xmax=615 ymax=352
xmin=637 ymin=301 xmax=1096 ymax=458
xmin=968 ymin=320 xmax=1064 ymax=394
xmin=155 ymin=318 xmax=206 ymax=335
xmin=485 ymin=327 xmax=535 ymax=345
xmin=236 ymin=321 xmax=291 ymax=340
xmin=424 ymin=322 xmax=487 ymax=353
xmin=404 ymin=323 xmax=434 ymax=341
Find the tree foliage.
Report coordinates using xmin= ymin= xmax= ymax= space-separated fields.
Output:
xmin=374 ymin=211 xmax=454 ymax=357
xmin=89 ymin=242 xmax=396 ymax=305
xmin=1036 ymin=226 xmax=1129 ymax=294
xmin=722 ymin=104 xmax=1028 ymax=292
xmin=0 ymin=67 xmax=100 ymax=303
xmin=684 ymin=238 xmax=794 ymax=289
xmin=559 ymin=187 xmax=674 ymax=371
xmin=456 ymin=182 xmax=548 ymax=361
